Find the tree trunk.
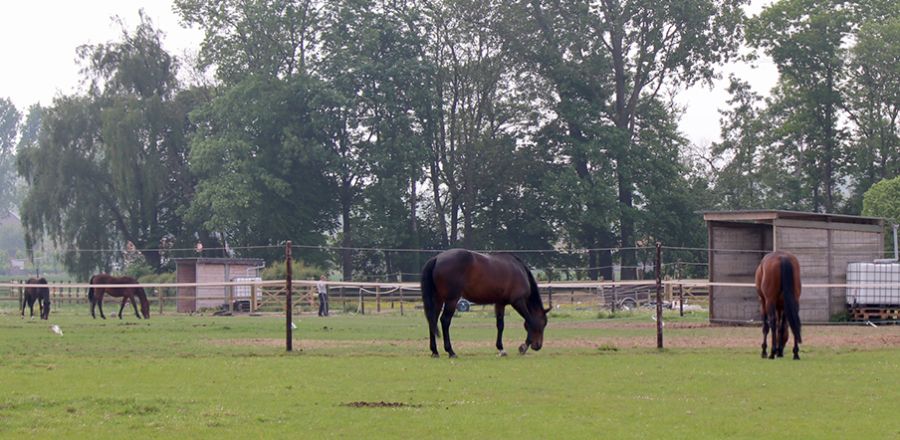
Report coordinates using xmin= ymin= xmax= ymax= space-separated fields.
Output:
xmin=340 ymin=177 xmax=353 ymax=281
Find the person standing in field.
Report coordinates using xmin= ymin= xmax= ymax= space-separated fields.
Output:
xmin=317 ymin=275 xmax=329 ymax=317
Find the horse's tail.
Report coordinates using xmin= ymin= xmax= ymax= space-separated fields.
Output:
xmin=88 ymin=275 xmax=95 ymax=303
xmin=420 ymin=257 xmax=440 ymax=337
xmin=781 ymin=257 xmax=802 ymax=344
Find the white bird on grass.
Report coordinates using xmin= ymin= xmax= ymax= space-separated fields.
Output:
xmin=50 ymin=325 xmax=64 ymax=336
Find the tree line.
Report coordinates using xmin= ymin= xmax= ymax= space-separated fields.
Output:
xmin=1 ymin=0 xmax=898 ymax=281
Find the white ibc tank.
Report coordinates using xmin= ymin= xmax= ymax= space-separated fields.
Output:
xmin=846 ymin=262 xmax=900 ymax=306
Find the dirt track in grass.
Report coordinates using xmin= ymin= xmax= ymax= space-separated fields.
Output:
xmin=209 ymin=320 xmax=900 ymax=351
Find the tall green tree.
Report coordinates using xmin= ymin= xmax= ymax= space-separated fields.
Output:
xmin=503 ymin=0 xmax=746 ymax=278
xmin=185 ymin=76 xmax=337 ymax=255
xmin=0 ymin=98 xmax=21 ymax=214
xmin=177 ymin=0 xmax=337 ymax=264
xmin=843 ymin=17 xmax=900 ymax=211
xmin=17 ymin=14 xmax=198 ymax=277
xmin=325 ymin=0 xmax=432 ymax=279
xmin=748 ymin=0 xmax=852 ymax=212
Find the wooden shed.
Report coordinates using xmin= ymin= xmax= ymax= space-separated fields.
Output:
xmin=175 ymin=258 xmax=264 ymax=313
xmin=704 ymin=210 xmax=884 ymax=323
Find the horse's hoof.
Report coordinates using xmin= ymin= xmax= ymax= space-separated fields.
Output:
xmin=518 ymin=343 xmax=528 ymax=354
xmin=793 ymin=355 xmax=800 ymax=360
xmin=761 ymin=352 xmax=767 ymax=359
xmin=431 ymin=353 xmax=439 ymax=358
xmin=448 ymin=353 xmax=457 ymax=359
xmin=498 ymin=350 xmax=507 ymax=357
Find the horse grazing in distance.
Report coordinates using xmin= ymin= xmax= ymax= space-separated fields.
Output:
xmin=421 ymin=249 xmax=550 ymax=358
xmin=88 ymin=274 xmax=150 ymax=319
xmin=755 ymin=251 xmax=802 ymax=360
xmin=22 ymin=277 xmax=51 ymax=320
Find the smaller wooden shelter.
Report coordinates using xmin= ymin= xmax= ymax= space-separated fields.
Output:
xmin=175 ymin=258 xmax=264 ymax=313
xmin=704 ymin=210 xmax=884 ymax=323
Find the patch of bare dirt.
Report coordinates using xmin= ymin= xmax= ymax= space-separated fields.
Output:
xmin=208 ymin=325 xmax=900 ymax=351
xmin=341 ymin=401 xmax=420 ymax=408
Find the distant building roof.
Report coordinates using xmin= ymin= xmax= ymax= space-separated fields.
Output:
xmin=173 ymin=257 xmax=265 ymax=266
xmin=702 ymin=210 xmax=883 ymax=226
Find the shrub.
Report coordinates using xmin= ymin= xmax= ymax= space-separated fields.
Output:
xmin=261 ymin=260 xmax=324 ymax=281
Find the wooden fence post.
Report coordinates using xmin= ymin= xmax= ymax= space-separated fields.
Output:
xmin=158 ymin=288 xmax=164 ymax=316
xmin=655 ymin=242 xmax=663 ymax=349
xmin=399 ymin=287 xmax=404 ymax=316
xmin=359 ymin=288 xmax=365 ymax=315
xmin=679 ymin=283 xmax=684 ymax=317
xmin=286 ymin=241 xmax=293 ymax=352
xmin=250 ymin=284 xmax=257 ymax=312
xmin=376 ymin=285 xmax=381 ymax=313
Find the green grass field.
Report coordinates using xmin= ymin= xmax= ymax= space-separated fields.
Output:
xmin=2 ymin=306 xmax=900 ymax=439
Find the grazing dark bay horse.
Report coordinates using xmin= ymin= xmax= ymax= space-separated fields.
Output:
xmin=88 ymin=274 xmax=150 ymax=319
xmin=22 ymin=277 xmax=51 ymax=320
xmin=421 ymin=249 xmax=549 ymax=358
xmin=755 ymin=251 xmax=802 ymax=360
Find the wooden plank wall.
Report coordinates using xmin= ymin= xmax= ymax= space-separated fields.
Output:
xmin=777 ymin=227 xmax=829 ymax=321
xmin=196 ymin=264 xmax=227 ymax=310
xmin=710 ymin=223 xmax=770 ymax=321
xmin=176 ymin=263 xmax=197 ymax=313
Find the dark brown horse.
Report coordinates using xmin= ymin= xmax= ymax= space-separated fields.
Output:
xmin=421 ymin=249 xmax=549 ymax=358
xmin=22 ymin=277 xmax=51 ymax=320
xmin=755 ymin=251 xmax=802 ymax=360
xmin=88 ymin=274 xmax=150 ymax=319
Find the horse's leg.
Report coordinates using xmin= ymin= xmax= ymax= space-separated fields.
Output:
xmin=777 ymin=309 xmax=788 ymax=358
xmin=759 ymin=299 xmax=769 ymax=358
xmin=130 ymin=295 xmax=141 ymax=319
xmin=27 ymin=297 xmax=35 ymax=319
xmin=90 ymin=295 xmax=96 ymax=319
xmin=767 ymin=304 xmax=778 ymax=360
xmin=440 ymin=302 xmax=458 ymax=358
xmin=118 ymin=296 xmax=128 ymax=319
xmin=792 ymin=323 xmax=801 ymax=360
xmin=495 ymin=304 xmax=507 ymax=356
xmin=510 ymin=299 xmax=532 ymax=355
xmin=98 ymin=292 xmax=106 ymax=319
xmin=428 ymin=304 xmax=440 ymax=358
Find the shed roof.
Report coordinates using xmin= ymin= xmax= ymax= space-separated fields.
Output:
xmin=702 ymin=210 xmax=883 ymax=226
xmin=174 ymin=258 xmax=265 ymax=266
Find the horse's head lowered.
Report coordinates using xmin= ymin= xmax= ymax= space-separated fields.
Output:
xmin=526 ymin=306 xmax=551 ymax=351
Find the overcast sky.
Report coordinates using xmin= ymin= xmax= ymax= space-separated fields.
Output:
xmin=0 ymin=0 xmax=776 ymax=147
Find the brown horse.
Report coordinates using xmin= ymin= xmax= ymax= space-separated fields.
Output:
xmin=22 ymin=277 xmax=51 ymax=320
xmin=755 ymin=251 xmax=802 ymax=360
xmin=88 ymin=274 xmax=150 ymax=319
xmin=421 ymin=249 xmax=549 ymax=358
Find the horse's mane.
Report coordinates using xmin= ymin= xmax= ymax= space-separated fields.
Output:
xmin=508 ymin=254 xmax=544 ymax=311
